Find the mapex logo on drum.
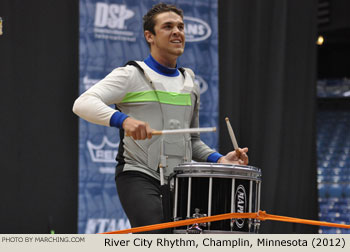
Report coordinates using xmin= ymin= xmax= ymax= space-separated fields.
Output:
xmin=93 ymin=3 xmax=136 ymax=41
xmin=184 ymin=16 xmax=212 ymax=42
xmin=235 ymin=185 xmax=247 ymax=229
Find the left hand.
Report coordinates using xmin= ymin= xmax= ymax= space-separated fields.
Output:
xmin=218 ymin=147 xmax=249 ymax=165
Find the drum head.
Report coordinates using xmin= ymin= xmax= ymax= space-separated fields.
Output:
xmin=174 ymin=162 xmax=261 ymax=180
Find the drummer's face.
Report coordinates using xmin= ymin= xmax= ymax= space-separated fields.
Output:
xmin=145 ymin=11 xmax=185 ymax=66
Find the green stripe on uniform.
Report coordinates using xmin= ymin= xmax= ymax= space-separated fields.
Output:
xmin=121 ymin=90 xmax=192 ymax=106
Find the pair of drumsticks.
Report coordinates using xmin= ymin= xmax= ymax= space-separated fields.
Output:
xmin=127 ymin=117 xmax=240 ymax=154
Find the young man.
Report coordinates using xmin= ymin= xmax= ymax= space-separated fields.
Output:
xmin=73 ymin=3 xmax=248 ymax=233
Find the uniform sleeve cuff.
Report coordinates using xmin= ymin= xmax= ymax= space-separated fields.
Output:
xmin=207 ymin=152 xmax=223 ymax=163
xmin=109 ymin=111 xmax=129 ymax=128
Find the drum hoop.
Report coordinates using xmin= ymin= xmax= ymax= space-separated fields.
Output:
xmin=174 ymin=163 xmax=261 ymax=177
xmin=174 ymin=173 xmax=261 ymax=181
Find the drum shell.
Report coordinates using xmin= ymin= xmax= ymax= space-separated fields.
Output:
xmin=172 ymin=163 xmax=262 ymax=234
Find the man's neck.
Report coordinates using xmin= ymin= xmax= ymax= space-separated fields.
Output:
xmin=144 ymin=55 xmax=179 ymax=77
xmin=150 ymin=53 xmax=177 ymax=68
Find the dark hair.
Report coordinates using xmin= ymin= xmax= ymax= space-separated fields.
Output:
xmin=143 ymin=2 xmax=183 ymax=35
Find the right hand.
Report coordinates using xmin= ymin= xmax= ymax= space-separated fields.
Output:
xmin=218 ymin=147 xmax=249 ymax=165
xmin=122 ymin=117 xmax=153 ymax=140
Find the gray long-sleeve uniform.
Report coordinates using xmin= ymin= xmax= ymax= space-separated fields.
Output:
xmin=73 ymin=61 xmax=215 ymax=181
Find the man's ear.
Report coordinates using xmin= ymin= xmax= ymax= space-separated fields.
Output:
xmin=144 ymin=30 xmax=154 ymax=44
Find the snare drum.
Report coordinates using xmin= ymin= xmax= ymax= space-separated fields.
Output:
xmin=172 ymin=163 xmax=262 ymax=234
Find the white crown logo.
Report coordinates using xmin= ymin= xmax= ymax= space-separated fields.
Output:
xmin=87 ymin=136 xmax=119 ymax=163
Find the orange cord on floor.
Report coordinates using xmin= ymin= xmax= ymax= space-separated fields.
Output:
xmin=100 ymin=210 xmax=350 ymax=234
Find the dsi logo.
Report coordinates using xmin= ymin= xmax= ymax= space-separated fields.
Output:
xmin=93 ymin=3 xmax=136 ymax=41
xmin=94 ymin=3 xmax=134 ymax=29
xmin=184 ymin=16 xmax=212 ymax=42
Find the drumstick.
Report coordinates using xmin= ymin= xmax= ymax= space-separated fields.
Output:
xmin=225 ymin=117 xmax=240 ymax=155
xmin=0 ymin=17 xmax=3 ymax=36
xmin=152 ymin=127 xmax=216 ymax=135
xmin=126 ymin=127 xmax=216 ymax=137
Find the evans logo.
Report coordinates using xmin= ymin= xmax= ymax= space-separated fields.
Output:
xmin=184 ymin=16 xmax=212 ymax=42
xmin=87 ymin=136 xmax=119 ymax=163
xmin=234 ymin=184 xmax=247 ymax=229
xmin=94 ymin=3 xmax=134 ymax=29
xmin=194 ymin=75 xmax=208 ymax=95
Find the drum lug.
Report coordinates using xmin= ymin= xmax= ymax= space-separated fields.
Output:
xmin=253 ymin=219 xmax=261 ymax=233
xmin=186 ymin=208 xmax=207 ymax=234
xmin=186 ymin=223 xmax=203 ymax=234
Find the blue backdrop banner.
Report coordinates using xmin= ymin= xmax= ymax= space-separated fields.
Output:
xmin=78 ymin=0 xmax=218 ymax=233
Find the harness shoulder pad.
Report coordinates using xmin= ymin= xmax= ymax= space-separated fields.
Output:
xmin=179 ymin=67 xmax=194 ymax=79
xmin=124 ymin=61 xmax=144 ymax=74
xmin=178 ymin=67 xmax=185 ymax=78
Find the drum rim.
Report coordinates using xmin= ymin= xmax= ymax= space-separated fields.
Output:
xmin=174 ymin=162 xmax=261 ymax=175
xmin=174 ymin=173 xmax=262 ymax=181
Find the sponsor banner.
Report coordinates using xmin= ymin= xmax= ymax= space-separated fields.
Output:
xmin=79 ymin=0 xmax=218 ymax=233
xmin=1 ymin=234 xmax=350 ymax=252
